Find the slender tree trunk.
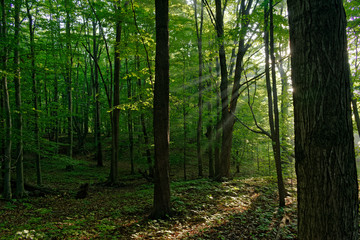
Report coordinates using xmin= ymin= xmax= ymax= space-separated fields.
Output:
xmin=110 ymin=1 xmax=122 ymax=183
xmin=194 ymin=0 xmax=204 ymax=178
xmin=287 ymin=0 xmax=358 ymax=238
xmin=183 ymin=105 xmax=187 ymax=181
xmin=182 ymin=56 xmax=187 ymax=181
xmin=151 ymin=0 xmax=171 ymax=219
xmin=1 ymin=0 xmax=12 ymax=200
xmin=93 ymin=19 xmax=104 ymax=167
xmin=214 ymin=58 xmax=221 ymax=177
xmin=269 ymin=0 xmax=285 ymax=207
xmin=277 ymin=56 xmax=289 ymax=144
xmin=135 ymin=54 xmax=153 ymax=177
xmin=352 ymin=99 xmax=360 ymax=137
xmin=26 ymin=0 xmax=42 ymax=187
xmin=14 ymin=0 xmax=24 ymax=198
xmin=65 ymin=0 xmax=73 ymax=158
xmin=351 ymin=35 xmax=360 ymax=137
xmin=50 ymin=13 xmax=60 ymax=153
xmin=126 ymin=58 xmax=135 ymax=174
xmin=207 ymin=61 xmax=214 ymax=178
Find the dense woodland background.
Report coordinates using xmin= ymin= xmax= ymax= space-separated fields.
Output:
xmin=1 ymin=0 xmax=360 ymax=239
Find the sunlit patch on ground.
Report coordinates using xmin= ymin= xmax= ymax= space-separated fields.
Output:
xmin=0 ymin=155 xmax=299 ymax=239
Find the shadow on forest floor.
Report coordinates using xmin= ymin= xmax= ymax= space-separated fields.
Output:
xmin=0 ymin=154 xmax=299 ymax=239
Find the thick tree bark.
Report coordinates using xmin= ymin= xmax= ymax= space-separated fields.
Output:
xmin=110 ymin=1 xmax=122 ymax=183
xmin=152 ymin=0 xmax=171 ymax=219
xmin=215 ymin=0 xmax=230 ymax=179
xmin=287 ymin=0 xmax=358 ymax=238
xmin=216 ymin=0 xmax=254 ymax=180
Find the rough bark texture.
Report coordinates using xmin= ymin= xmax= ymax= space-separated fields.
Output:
xmin=215 ymin=0 xmax=230 ymax=179
xmin=110 ymin=3 xmax=122 ymax=183
xmin=287 ymin=0 xmax=359 ymax=238
xmin=216 ymin=0 xmax=253 ymax=180
xmin=152 ymin=0 xmax=171 ymax=219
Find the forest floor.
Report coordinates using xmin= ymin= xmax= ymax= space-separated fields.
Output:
xmin=0 ymin=153 xmax=299 ymax=239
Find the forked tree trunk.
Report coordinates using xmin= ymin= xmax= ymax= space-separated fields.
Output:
xmin=216 ymin=0 xmax=254 ymax=180
xmin=215 ymin=0 xmax=230 ymax=179
xmin=287 ymin=0 xmax=358 ymax=238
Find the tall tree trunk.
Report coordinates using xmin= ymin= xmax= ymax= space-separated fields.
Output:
xmin=194 ymin=0 xmax=204 ymax=178
xmin=207 ymin=61 xmax=214 ymax=178
xmin=151 ymin=0 xmax=171 ymax=219
xmin=216 ymin=0 xmax=254 ymax=180
xmin=93 ymin=19 xmax=104 ymax=167
xmin=135 ymin=54 xmax=153 ymax=177
xmin=182 ymin=55 xmax=188 ymax=181
xmin=26 ymin=0 xmax=42 ymax=187
xmin=1 ymin=0 xmax=12 ymax=200
xmin=51 ymin=12 xmax=60 ymax=153
xmin=269 ymin=0 xmax=285 ymax=207
xmin=126 ymin=58 xmax=135 ymax=174
xmin=214 ymin=58 xmax=221 ymax=177
xmin=215 ymin=0 xmax=230 ymax=179
xmin=110 ymin=1 xmax=122 ymax=183
xmin=14 ymin=0 xmax=24 ymax=198
xmin=287 ymin=0 xmax=358 ymax=238
xmin=277 ymin=55 xmax=289 ymax=144
xmin=65 ymin=0 xmax=73 ymax=158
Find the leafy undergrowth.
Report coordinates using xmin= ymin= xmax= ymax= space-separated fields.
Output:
xmin=0 ymin=156 xmax=298 ymax=239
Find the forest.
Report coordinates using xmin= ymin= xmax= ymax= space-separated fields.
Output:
xmin=1 ymin=0 xmax=360 ymax=239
